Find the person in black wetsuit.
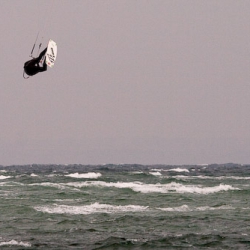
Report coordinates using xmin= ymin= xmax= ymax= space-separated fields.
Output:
xmin=23 ymin=48 xmax=47 ymax=77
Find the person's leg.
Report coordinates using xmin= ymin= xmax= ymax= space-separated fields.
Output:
xmin=38 ymin=48 xmax=47 ymax=60
xmin=24 ymin=58 xmax=37 ymax=67
xmin=39 ymin=60 xmax=47 ymax=72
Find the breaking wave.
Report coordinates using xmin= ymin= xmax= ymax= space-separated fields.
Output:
xmin=65 ymin=172 xmax=102 ymax=179
xmin=0 ymin=239 xmax=31 ymax=247
xmin=34 ymin=203 xmax=239 ymax=215
xmin=0 ymin=175 xmax=11 ymax=180
xmin=34 ymin=202 xmax=148 ymax=215
xmin=64 ymin=181 xmax=237 ymax=194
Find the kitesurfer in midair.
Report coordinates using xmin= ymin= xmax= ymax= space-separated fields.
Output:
xmin=23 ymin=48 xmax=47 ymax=77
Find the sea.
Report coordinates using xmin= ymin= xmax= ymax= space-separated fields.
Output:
xmin=0 ymin=163 xmax=249 ymax=249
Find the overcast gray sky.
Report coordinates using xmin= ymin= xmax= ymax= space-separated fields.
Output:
xmin=1 ymin=0 xmax=250 ymax=165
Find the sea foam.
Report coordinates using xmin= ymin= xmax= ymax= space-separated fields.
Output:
xmin=0 ymin=175 xmax=11 ymax=180
xmin=0 ymin=240 xmax=31 ymax=247
xmin=158 ymin=204 xmax=235 ymax=212
xmin=34 ymin=202 xmax=148 ymax=215
xmin=65 ymin=181 xmax=237 ymax=194
xmin=65 ymin=172 xmax=102 ymax=179
xmin=34 ymin=203 xmax=237 ymax=215
xmin=173 ymin=175 xmax=250 ymax=180
xmin=149 ymin=171 xmax=162 ymax=176
xmin=165 ymin=168 xmax=190 ymax=173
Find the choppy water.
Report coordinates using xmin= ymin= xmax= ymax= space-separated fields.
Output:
xmin=0 ymin=164 xmax=250 ymax=249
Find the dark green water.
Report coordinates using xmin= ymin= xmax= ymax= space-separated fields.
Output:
xmin=0 ymin=164 xmax=249 ymax=249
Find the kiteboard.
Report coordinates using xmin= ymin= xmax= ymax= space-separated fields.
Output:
xmin=46 ymin=39 xmax=57 ymax=68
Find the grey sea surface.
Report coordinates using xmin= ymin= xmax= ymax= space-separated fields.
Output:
xmin=0 ymin=164 xmax=249 ymax=249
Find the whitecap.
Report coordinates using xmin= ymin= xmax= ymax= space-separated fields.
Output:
xmin=65 ymin=181 xmax=237 ymax=194
xmin=130 ymin=171 xmax=144 ymax=174
xmin=158 ymin=204 xmax=235 ymax=212
xmin=0 ymin=175 xmax=11 ymax=180
xmin=0 ymin=239 xmax=31 ymax=247
xmin=196 ymin=205 xmax=234 ymax=211
xmin=158 ymin=205 xmax=191 ymax=212
xmin=165 ymin=168 xmax=190 ymax=173
xmin=172 ymin=175 xmax=250 ymax=180
xmin=65 ymin=172 xmax=102 ymax=179
xmin=47 ymin=174 xmax=56 ymax=177
xmin=149 ymin=172 xmax=162 ymax=176
xmin=34 ymin=202 xmax=148 ymax=215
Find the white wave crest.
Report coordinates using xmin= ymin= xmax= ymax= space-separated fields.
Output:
xmin=65 ymin=181 xmax=237 ymax=194
xmin=130 ymin=171 xmax=144 ymax=174
xmin=172 ymin=175 xmax=250 ymax=180
xmin=149 ymin=172 xmax=162 ymax=176
xmin=0 ymin=175 xmax=11 ymax=180
xmin=34 ymin=202 xmax=148 ymax=215
xmin=158 ymin=205 xmax=234 ymax=212
xmin=34 ymin=203 xmax=237 ymax=215
xmin=165 ymin=168 xmax=190 ymax=173
xmin=65 ymin=172 xmax=102 ymax=179
xmin=0 ymin=240 xmax=31 ymax=247
xmin=158 ymin=205 xmax=191 ymax=212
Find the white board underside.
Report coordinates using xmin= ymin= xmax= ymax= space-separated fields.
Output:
xmin=46 ymin=39 xmax=57 ymax=68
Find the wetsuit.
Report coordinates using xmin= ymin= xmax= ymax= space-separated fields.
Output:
xmin=24 ymin=48 xmax=47 ymax=76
